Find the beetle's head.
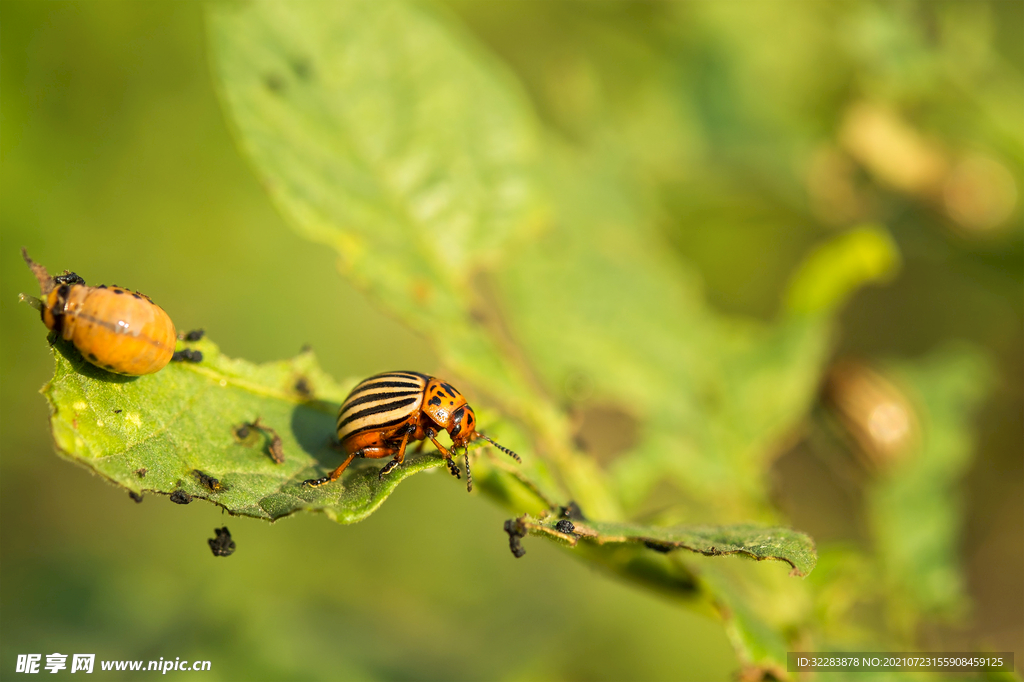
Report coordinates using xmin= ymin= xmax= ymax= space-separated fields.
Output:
xmin=448 ymin=404 xmax=477 ymax=449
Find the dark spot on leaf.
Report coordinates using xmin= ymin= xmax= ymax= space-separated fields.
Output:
xmin=171 ymin=349 xmax=203 ymax=363
xmin=193 ymin=469 xmax=224 ymax=492
xmin=236 ymin=417 xmax=284 ymax=463
xmin=560 ymin=501 xmax=586 ymax=521
xmin=267 ymin=433 xmax=285 ymax=464
xmin=128 ymin=491 xmax=143 ymax=504
xmin=264 ymin=74 xmax=285 ymax=93
xmin=208 ymin=527 xmax=236 ymax=557
xmin=293 ymin=376 xmax=313 ymax=398
xmin=290 ymin=58 xmax=312 ymax=81
xmin=299 ymin=343 xmax=312 ymax=353
xmin=113 ymin=409 xmax=122 ymax=414
xmin=555 ymin=519 xmax=575 ymax=534
xmin=643 ymin=541 xmax=674 ymax=554
xmin=169 ymin=490 xmax=192 ymax=505
xmin=503 ymin=517 xmax=527 ymax=558
xmin=184 ymin=329 xmax=205 ymax=342
xmin=136 ymin=468 xmax=148 ymax=478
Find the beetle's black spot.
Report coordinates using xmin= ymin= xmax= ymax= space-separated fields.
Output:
xmin=169 ymin=490 xmax=192 ymax=505
xmin=103 ymin=364 xmax=116 ymax=371
xmin=208 ymin=527 xmax=236 ymax=557
xmin=130 ymin=292 xmax=141 ymax=299
xmin=555 ymin=520 xmax=575 ymax=534
xmin=129 ymin=491 xmax=143 ymax=503
xmin=184 ymin=329 xmax=205 ymax=342
xmin=264 ymin=74 xmax=285 ymax=93
xmin=428 ymin=395 xmax=442 ymax=407
xmin=87 ymin=352 xmax=98 ymax=361
xmin=97 ymin=284 xmax=107 ymax=289
xmin=113 ymin=288 xmax=124 ymax=295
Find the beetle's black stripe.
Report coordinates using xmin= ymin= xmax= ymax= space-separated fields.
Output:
xmin=390 ymin=370 xmax=430 ymax=380
xmin=340 ymin=389 xmax=421 ymax=414
xmin=349 ymin=380 xmax=423 ymax=395
xmin=339 ymin=414 xmax=415 ymax=441
xmin=337 ymin=396 xmax=418 ymax=430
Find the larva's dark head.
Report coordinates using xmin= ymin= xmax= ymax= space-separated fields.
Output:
xmin=22 ymin=249 xmax=85 ymax=332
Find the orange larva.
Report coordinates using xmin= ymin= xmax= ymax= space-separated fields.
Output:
xmin=23 ymin=249 xmax=178 ymax=376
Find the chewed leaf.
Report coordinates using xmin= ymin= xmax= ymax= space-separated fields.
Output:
xmin=511 ymin=514 xmax=817 ymax=577
xmin=44 ymin=335 xmax=447 ymax=524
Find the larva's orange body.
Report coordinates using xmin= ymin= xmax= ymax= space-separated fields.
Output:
xmin=24 ymin=250 xmax=178 ymax=376
xmin=303 ymin=371 xmax=521 ymax=491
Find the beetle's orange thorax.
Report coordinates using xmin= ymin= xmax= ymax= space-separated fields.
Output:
xmin=421 ymin=378 xmax=478 ymax=447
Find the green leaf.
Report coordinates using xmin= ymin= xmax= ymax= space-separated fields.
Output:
xmin=208 ymin=0 xmax=542 ymax=338
xmin=512 ymin=514 xmax=817 ymax=577
xmin=44 ymin=335 xmax=451 ymax=524
xmin=867 ymin=344 xmax=995 ymax=625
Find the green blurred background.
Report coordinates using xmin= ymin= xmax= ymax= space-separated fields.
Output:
xmin=1 ymin=2 xmax=1020 ymax=680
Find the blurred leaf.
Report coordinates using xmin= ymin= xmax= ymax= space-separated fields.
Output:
xmin=701 ymin=569 xmax=790 ymax=678
xmin=868 ymin=344 xmax=995 ymax=627
xmin=514 ymin=514 xmax=816 ymax=577
xmin=497 ymin=156 xmax=834 ymax=517
xmin=44 ymin=335 xmax=451 ymax=524
xmin=785 ymin=225 xmax=900 ymax=317
xmin=208 ymin=0 xmax=544 ymax=395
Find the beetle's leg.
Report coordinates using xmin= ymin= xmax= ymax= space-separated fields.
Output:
xmin=378 ymin=427 xmax=413 ymax=480
xmin=302 ymin=452 xmax=357 ymax=487
xmin=428 ymin=434 xmax=461 ymax=481
xmin=464 ymin=449 xmax=472 ymax=493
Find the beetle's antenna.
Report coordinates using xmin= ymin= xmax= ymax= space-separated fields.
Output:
xmin=478 ymin=434 xmax=521 ymax=463
xmin=464 ymin=449 xmax=473 ymax=493
xmin=21 ymin=248 xmax=54 ymax=295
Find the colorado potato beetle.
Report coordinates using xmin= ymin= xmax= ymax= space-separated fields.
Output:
xmin=22 ymin=249 xmax=179 ymax=376
xmin=303 ymin=371 xmax=521 ymax=492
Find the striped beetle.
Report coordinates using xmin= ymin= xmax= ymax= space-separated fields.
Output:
xmin=302 ymin=371 xmax=521 ymax=491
